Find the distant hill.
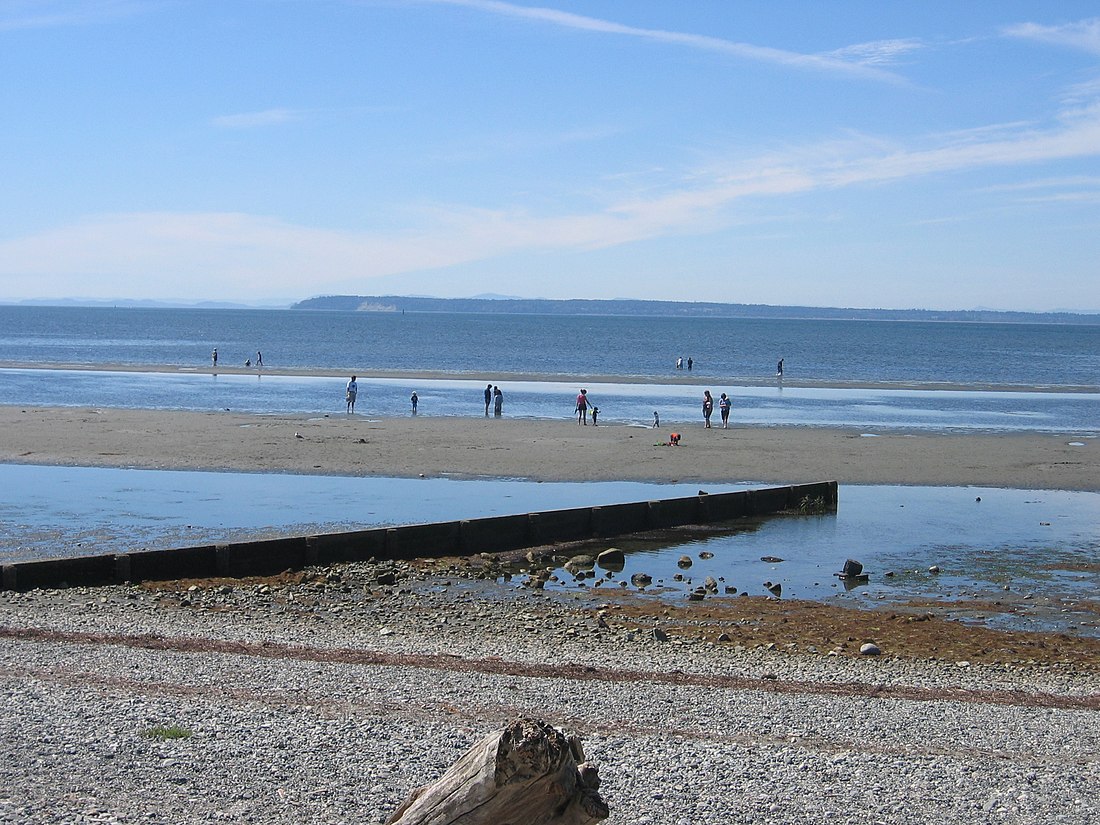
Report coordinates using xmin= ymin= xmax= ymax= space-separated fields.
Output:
xmin=5 ymin=298 xmax=289 ymax=310
xmin=291 ymin=295 xmax=1100 ymax=324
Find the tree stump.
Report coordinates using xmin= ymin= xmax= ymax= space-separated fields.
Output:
xmin=385 ymin=718 xmax=609 ymax=825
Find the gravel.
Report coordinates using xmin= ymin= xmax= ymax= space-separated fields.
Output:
xmin=1 ymin=561 xmax=1098 ymax=825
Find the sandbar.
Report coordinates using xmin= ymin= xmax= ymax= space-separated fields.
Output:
xmin=1 ymin=404 xmax=1095 ymax=490
xmin=4 ymin=361 xmax=1097 ymax=393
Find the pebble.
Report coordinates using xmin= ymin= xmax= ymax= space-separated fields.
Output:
xmin=0 ymin=561 xmax=1097 ymax=825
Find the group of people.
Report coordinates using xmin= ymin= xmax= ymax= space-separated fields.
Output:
xmin=211 ymin=349 xmax=263 ymax=368
xmin=338 ymin=376 xmax=754 ymax=429
xmin=574 ymin=388 xmax=599 ymax=425
xmin=344 ymin=376 xmax=420 ymax=415
xmin=700 ymin=390 xmax=733 ymax=428
xmin=484 ymin=383 xmax=503 ymax=416
xmin=675 ymin=356 xmax=693 ymax=371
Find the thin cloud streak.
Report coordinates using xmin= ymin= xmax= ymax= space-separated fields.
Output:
xmin=4 ymin=98 xmax=1100 ymax=297
xmin=425 ymin=0 xmax=903 ymax=82
xmin=0 ymin=0 xmax=147 ymax=32
xmin=1003 ymin=17 xmax=1100 ymax=54
xmin=212 ymin=109 xmax=302 ymax=129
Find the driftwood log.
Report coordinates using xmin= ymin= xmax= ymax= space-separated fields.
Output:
xmin=385 ymin=718 xmax=609 ymax=825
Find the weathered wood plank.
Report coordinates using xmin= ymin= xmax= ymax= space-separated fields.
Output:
xmin=386 ymin=718 xmax=609 ymax=825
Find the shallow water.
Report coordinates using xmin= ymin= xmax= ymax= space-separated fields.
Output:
xmin=0 ymin=463 xmax=728 ymax=562
xmin=525 ymin=485 xmax=1100 ymax=636
xmin=1 ymin=463 xmax=1097 ymax=636
xmin=3 ymin=368 xmax=1097 ymax=432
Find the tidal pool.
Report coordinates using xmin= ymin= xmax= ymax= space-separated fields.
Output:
xmin=517 ymin=485 xmax=1100 ymax=637
xmin=2 ymin=463 xmax=1096 ymax=636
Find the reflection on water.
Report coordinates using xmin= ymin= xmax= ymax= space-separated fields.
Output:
xmin=2 ymin=463 xmax=1097 ymax=636
xmin=0 ymin=463 xmax=737 ymax=562
xmin=511 ymin=485 xmax=1100 ymax=637
xmin=2 ymin=367 xmax=1098 ymax=432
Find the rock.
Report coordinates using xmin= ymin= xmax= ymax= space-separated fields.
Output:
xmin=630 ymin=572 xmax=653 ymax=588
xmin=704 ymin=576 xmax=718 ymax=593
xmin=716 ymin=632 xmax=731 ymax=642
xmin=764 ymin=581 xmax=782 ymax=597
xmin=841 ymin=559 xmax=864 ymax=577
xmin=724 ymin=586 xmax=737 ymax=595
xmin=677 ymin=555 xmax=693 ymax=569
xmin=375 ymin=571 xmax=397 ymax=586
xmin=687 ymin=592 xmax=704 ymax=601
xmin=928 ymin=565 xmax=941 ymax=574
xmin=760 ymin=556 xmax=784 ymax=563
xmin=859 ymin=642 xmax=881 ymax=656
xmin=652 ymin=627 xmax=669 ymax=642
xmin=698 ymin=551 xmax=714 ymax=560
xmin=563 ymin=555 xmax=596 ymax=573
xmin=596 ymin=549 xmax=625 ymax=571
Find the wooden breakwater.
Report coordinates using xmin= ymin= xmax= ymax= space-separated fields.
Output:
xmin=0 ymin=481 xmax=837 ymax=591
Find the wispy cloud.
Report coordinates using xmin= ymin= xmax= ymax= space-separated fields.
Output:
xmin=825 ymin=38 xmax=925 ymax=66
xmin=0 ymin=0 xmax=147 ymax=32
xmin=1003 ymin=17 xmax=1100 ymax=54
xmin=211 ymin=108 xmax=302 ymax=129
xmin=423 ymin=0 xmax=903 ymax=82
xmin=5 ymin=91 xmax=1100 ymax=297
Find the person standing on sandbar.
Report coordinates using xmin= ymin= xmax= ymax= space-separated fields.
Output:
xmin=575 ymin=388 xmax=590 ymax=425
xmin=346 ymin=376 xmax=358 ymax=413
xmin=493 ymin=385 xmax=503 ymax=416
xmin=484 ymin=383 xmax=493 ymax=416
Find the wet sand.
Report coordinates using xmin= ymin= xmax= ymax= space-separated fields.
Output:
xmin=1 ymin=404 xmax=1096 ymax=490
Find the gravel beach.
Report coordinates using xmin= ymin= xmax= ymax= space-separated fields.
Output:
xmin=2 ymin=557 xmax=1098 ymax=825
xmin=1 ymin=405 xmax=1098 ymax=824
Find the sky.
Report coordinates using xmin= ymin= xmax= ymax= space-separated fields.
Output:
xmin=1 ymin=1 xmax=1099 ymax=311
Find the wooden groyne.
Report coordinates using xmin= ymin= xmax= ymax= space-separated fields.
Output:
xmin=1 ymin=481 xmax=837 ymax=591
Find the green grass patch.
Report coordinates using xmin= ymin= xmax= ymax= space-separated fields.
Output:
xmin=141 ymin=725 xmax=192 ymax=741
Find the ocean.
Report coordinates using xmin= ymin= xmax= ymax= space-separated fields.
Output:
xmin=0 ymin=305 xmax=1097 ymax=431
xmin=2 ymin=305 xmax=1097 ymax=632
xmin=2 ymin=305 xmax=1098 ymax=386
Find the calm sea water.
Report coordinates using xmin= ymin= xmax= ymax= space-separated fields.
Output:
xmin=1 ymin=305 xmax=1098 ymax=386
xmin=1 ymin=306 xmax=1097 ymax=431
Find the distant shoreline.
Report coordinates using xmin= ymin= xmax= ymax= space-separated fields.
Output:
xmin=290 ymin=295 xmax=1100 ymax=324
xmin=4 ymin=297 xmax=1098 ymax=324
xmin=3 ymin=362 xmax=1097 ymax=395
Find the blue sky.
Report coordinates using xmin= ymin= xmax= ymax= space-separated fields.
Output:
xmin=1 ymin=1 xmax=1099 ymax=311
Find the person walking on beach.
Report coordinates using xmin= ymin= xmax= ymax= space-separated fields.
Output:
xmin=484 ymin=383 xmax=493 ymax=416
xmin=493 ymin=385 xmax=503 ymax=416
xmin=702 ymin=390 xmax=714 ymax=428
xmin=776 ymin=358 xmax=784 ymax=378
xmin=718 ymin=392 xmax=731 ymax=428
xmin=346 ymin=376 xmax=358 ymax=413
xmin=575 ymin=388 xmax=591 ymax=425
xmin=211 ymin=348 xmax=218 ymax=368
xmin=256 ymin=351 xmax=263 ymax=368
xmin=676 ymin=356 xmax=683 ymax=371
xmin=653 ymin=410 xmax=660 ymax=428
xmin=410 ymin=391 xmax=418 ymax=414
xmin=687 ymin=357 xmax=693 ymax=372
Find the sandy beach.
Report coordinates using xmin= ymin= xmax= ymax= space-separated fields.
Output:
xmin=2 ymin=404 xmax=1096 ymax=490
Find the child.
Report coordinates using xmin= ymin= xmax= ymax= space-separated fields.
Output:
xmin=591 ymin=406 xmax=599 ymax=426
xmin=652 ymin=411 xmax=660 ymax=428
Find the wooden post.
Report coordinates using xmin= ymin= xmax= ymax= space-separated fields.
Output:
xmin=385 ymin=718 xmax=609 ymax=825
